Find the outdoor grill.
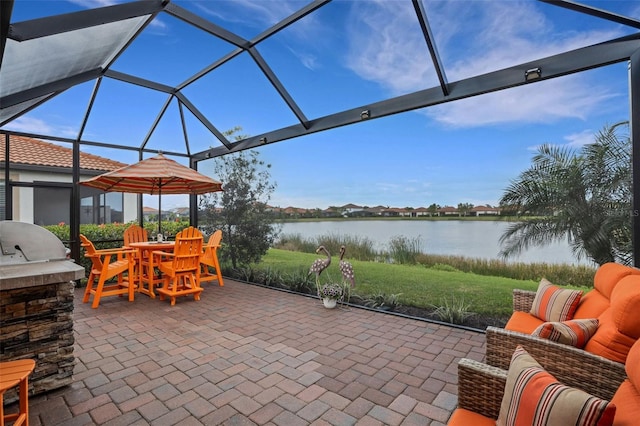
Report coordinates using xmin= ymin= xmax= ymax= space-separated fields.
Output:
xmin=0 ymin=221 xmax=85 ymax=401
xmin=0 ymin=220 xmax=68 ymax=265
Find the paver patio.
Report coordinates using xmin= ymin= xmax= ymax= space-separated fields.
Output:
xmin=11 ymin=279 xmax=486 ymax=425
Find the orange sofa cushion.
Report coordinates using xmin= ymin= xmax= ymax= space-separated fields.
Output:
xmin=574 ymin=262 xmax=640 ymax=319
xmin=610 ymin=338 xmax=640 ymax=425
xmin=611 ymin=381 xmax=640 ymax=426
xmin=593 ymin=262 xmax=638 ymax=299
xmin=627 ymin=338 xmax=640 ymax=391
xmin=504 ymin=311 xmax=545 ymax=334
xmin=584 ymin=275 xmax=640 ymax=363
xmin=574 ymin=289 xmax=610 ymax=319
xmin=610 ymin=276 xmax=640 ymax=338
xmin=447 ymin=408 xmax=496 ymax=426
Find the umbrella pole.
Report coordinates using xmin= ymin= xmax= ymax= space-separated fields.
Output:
xmin=158 ymin=186 xmax=162 ymax=237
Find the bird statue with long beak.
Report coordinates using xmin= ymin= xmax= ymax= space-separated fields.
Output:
xmin=339 ymin=245 xmax=356 ymax=288
xmin=309 ymin=245 xmax=331 ymax=284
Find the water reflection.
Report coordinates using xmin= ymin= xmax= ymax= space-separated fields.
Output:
xmin=279 ymin=220 xmax=595 ymax=266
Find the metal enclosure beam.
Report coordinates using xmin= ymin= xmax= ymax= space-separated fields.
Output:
xmin=251 ymin=0 xmax=332 ymax=45
xmin=0 ymin=69 xmax=103 ymax=109
xmin=196 ymin=33 xmax=640 ymax=160
xmin=163 ymin=3 xmax=250 ymax=49
xmin=249 ymin=47 xmax=309 ymax=128
xmin=412 ymin=0 xmax=449 ymax=96
xmin=104 ymin=69 xmax=175 ymax=94
xmin=175 ymin=93 xmax=232 ymax=149
xmin=541 ymin=0 xmax=640 ymax=30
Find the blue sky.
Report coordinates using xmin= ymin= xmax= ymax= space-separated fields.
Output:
xmin=4 ymin=0 xmax=640 ymax=210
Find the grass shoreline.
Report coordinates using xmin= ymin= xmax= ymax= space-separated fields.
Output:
xmin=228 ymin=248 xmax=596 ymax=329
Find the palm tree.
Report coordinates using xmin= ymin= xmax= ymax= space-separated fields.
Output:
xmin=499 ymin=121 xmax=631 ymax=266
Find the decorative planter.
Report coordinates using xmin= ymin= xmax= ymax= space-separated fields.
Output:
xmin=323 ymin=298 xmax=337 ymax=309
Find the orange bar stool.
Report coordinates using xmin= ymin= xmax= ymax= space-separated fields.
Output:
xmin=0 ymin=359 xmax=36 ymax=426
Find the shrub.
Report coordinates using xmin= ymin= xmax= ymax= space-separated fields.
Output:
xmin=415 ymin=253 xmax=596 ymax=287
xmin=44 ymin=221 xmax=191 ymax=278
xmin=283 ymin=268 xmax=315 ymax=294
xmin=387 ymin=235 xmax=422 ymax=264
xmin=363 ymin=291 xmax=402 ymax=311
xmin=429 ymin=263 xmax=460 ymax=273
xmin=274 ymin=232 xmax=376 ymax=261
xmin=431 ymin=295 xmax=475 ymax=325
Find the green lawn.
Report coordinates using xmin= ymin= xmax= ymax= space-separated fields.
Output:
xmin=255 ymin=248 xmax=591 ymax=317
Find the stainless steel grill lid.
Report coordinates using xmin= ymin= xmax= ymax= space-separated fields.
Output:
xmin=0 ymin=221 xmax=67 ymax=264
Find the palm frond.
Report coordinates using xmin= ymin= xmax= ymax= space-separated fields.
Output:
xmin=498 ymin=122 xmax=630 ymax=265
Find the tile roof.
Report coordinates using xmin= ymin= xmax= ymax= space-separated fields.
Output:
xmin=1 ymin=134 xmax=127 ymax=172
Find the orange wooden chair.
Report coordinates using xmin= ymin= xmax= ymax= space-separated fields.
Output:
xmin=0 ymin=359 xmax=35 ymax=426
xmin=123 ymin=224 xmax=148 ymax=247
xmin=123 ymin=224 xmax=149 ymax=289
xmin=153 ymin=226 xmax=204 ymax=306
xmin=200 ymin=230 xmax=224 ymax=286
xmin=80 ymin=234 xmax=136 ymax=308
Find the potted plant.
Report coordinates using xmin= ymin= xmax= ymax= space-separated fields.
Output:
xmin=319 ymin=282 xmax=343 ymax=309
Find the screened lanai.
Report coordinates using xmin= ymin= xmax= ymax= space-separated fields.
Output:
xmin=1 ymin=0 xmax=640 ymax=263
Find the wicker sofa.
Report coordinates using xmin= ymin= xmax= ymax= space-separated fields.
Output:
xmin=501 ymin=262 xmax=640 ymax=335
xmin=485 ymin=262 xmax=640 ymax=400
xmin=448 ymin=337 xmax=640 ymax=425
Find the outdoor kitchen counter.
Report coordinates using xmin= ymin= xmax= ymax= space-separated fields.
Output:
xmin=0 ymin=221 xmax=86 ymax=403
xmin=0 ymin=260 xmax=84 ymax=290
xmin=0 ymin=260 xmax=84 ymax=403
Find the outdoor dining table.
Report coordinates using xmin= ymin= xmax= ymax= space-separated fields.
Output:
xmin=128 ymin=241 xmax=175 ymax=298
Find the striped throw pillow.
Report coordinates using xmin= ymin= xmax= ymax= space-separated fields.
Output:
xmin=532 ymin=318 xmax=599 ymax=348
xmin=530 ymin=278 xmax=582 ymax=322
xmin=497 ymin=346 xmax=615 ymax=426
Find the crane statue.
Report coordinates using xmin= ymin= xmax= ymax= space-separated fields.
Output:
xmin=339 ymin=245 xmax=356 ymax=288
xmin=309 ymin=245 xmax=331 ymax=285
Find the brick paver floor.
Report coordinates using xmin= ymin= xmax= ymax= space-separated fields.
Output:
xmin=12 ymin=279 xmax=486 ymax=425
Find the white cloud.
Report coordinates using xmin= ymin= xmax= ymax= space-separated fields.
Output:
xmin=2 ymin=116 xmax=81 ymax=139
xmin=287 ymin=46 xmax=318 ymax=71
xmin=147 ymin=17 xmax=167 ymax=32
xmin=192 ymin=0 xmax=302 ymax=31
xmin=345 ymin=1 xmax=437 ymax=94
xmin=344 ymin=0 xmax=625 ymax=128
xmin=3 ymin=116 xmax=54 ymax=134
xmin=526 ymin=129 xmax=597 ymax=152
xmin=563 ymin=130 xmax=596 ymax=148
xmin=427 ymin=76 xmax=616 ymax=127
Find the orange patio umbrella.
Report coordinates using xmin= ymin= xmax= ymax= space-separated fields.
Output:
xmin=80 ymin=153 xmax=223 ymax=235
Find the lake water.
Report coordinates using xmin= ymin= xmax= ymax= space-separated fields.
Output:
xmin=278 ymin=220 xmax=595 ymax=266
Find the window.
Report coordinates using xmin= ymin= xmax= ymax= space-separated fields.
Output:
xmin=79 ymin=186 xmax=124 ymax=224
xmin=34 ymin=187 xmax=71 ymax=226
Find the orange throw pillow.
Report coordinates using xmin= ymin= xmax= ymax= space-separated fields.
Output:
xmin=532 ymin=318 xmax=599 ymax=349
xmin=530 ymin=278 xmax=582 ymax=322
xmin=497 ymin=346 xmax=615 ymax=426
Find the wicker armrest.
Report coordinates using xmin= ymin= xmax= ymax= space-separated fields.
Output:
xmin=512 ymin=289 xmax=536 ymax=312
xmin=485 ymin=326 xmax=625 ymax=401
xmin=457 ymin=358 xmax=507 ymax=420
